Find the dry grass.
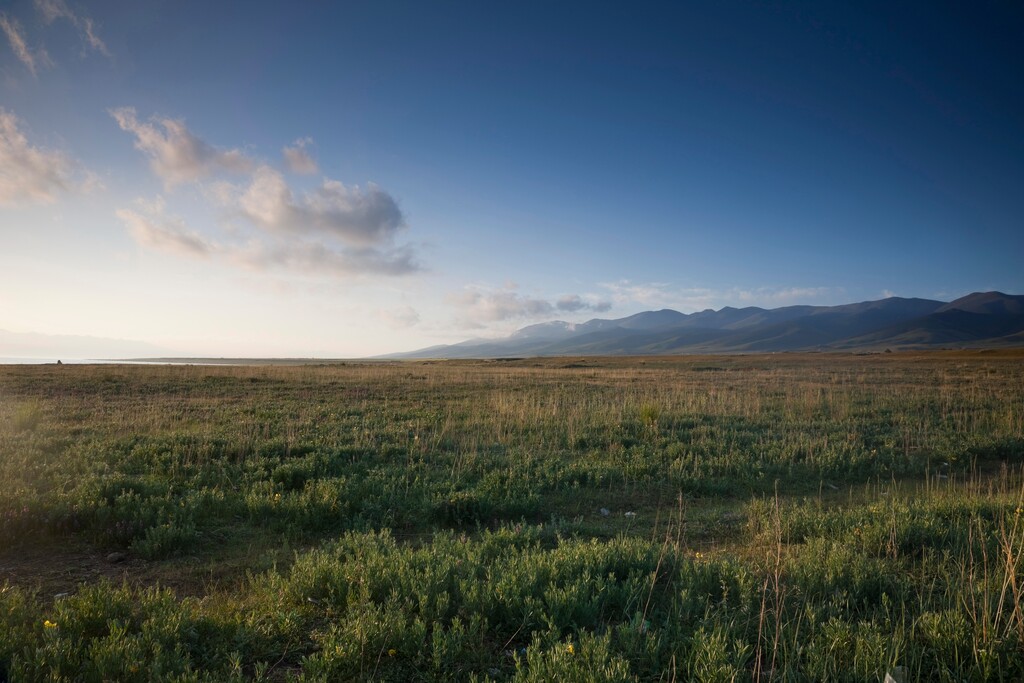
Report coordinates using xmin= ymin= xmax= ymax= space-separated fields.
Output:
xmin=1 ymin=351 xmax=1023 ymax=680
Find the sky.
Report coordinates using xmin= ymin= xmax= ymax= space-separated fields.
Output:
xmin=1 ymin=1 xmax=1022 ymax=357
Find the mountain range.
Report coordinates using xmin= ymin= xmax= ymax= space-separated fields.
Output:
xmin=391 ymin=292 xmax=1024 ymax=358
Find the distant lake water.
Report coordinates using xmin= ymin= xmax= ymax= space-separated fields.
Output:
xmin=0 ymin=358 xmax=360 ymax=366
xmin=0 ymin=358 xmax=234 ymax=366
xmin=1 ymin=357 xmax=117 ymax=364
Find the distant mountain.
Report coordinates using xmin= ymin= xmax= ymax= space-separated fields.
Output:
xmin=389 ymin=292 xmax=1024 ymax=358
xmin=0 ymin=329 xmax=174 ymax=360
xmin=937 ymin=291 xmax=1024 ymax=316
xmin=847 ymin=293 xmax=1024 ymax=348
xmin=511 ymin=321 xmax=580 ymax=341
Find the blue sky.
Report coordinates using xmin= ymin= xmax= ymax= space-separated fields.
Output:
xmin=2 ymin=1 xmax=1022 ymax=356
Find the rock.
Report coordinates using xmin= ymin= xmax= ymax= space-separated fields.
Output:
xmin=106 ymin=552 xmax=127 ymax=564
xmin=884 ymin=667 xmax=907 ymax=683
xmin=599 ymin=508 xmax=610 ymax=517
xmin=624 ymin=511 xmax=636 ymax=518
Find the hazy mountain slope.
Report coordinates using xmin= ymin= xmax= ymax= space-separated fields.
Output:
xmin=693 ymin=305 xmax=814 ymax=330
xmin=691 ymin=298 xmax=946 ymax=352
xmin=846 ymin=308 xmax=1024 ymax=348
xmin=613 ymin=309 xmax=690 ymax=329
xmin=937 ymin=291 xmax=1024 ymax=316
xmin=809 ymin=297 xmax=943 ymax=319
xmin=510 ymin=321 xmax=580 ymax=342
xmin=389 ymin=292 xmax=1023 ymax=358
xmin=536 ymin=327 xmax=732 ymax=355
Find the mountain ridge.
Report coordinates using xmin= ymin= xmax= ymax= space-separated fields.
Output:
xmin=388 ymin=292 xmax=1024 ymax=358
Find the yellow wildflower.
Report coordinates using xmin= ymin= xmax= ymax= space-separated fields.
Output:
xmin=387 ymin=648 xmax=397 ymax=657
xmin=43 ymin=620 xmax=57 ymax=629
xmin=566 ymin=643 xmax=574 ymax=654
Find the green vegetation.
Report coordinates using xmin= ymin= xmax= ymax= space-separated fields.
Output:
xmin=2 ymin=352 xmax=1023 ymax=681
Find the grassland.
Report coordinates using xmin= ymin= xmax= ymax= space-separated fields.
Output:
xmin=2 ymin=351 xmax=1023 ymax=681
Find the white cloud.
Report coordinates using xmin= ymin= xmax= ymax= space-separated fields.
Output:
xmin=33 ymin=0 xmax=66 ymax=23
xmin=283 ymin=137 xmax=318 ymax=175
xmin=230 ymin=240 xmax=419 ymax=277
xmin=117 ymin=196 xmax=419 ymax=278
xmin=110 ymin=107 xmax=252 ymax=187
xmin=452 ymin=290 xmax=554 ymax=322
xmin=556 ymin=294 xmax=612 ymax=313
xmin=451 ymin=287 xmax=611 ymax=326
xmin=116 ymin=198 xmax=214 ymax=258
xmin=0 ymin=13 xmax=51 ymax=76
xmin=0 ymin=108 xmax=82 ymax=205
xmin=34 ymin=0 xmax=110 ymax=57
xmin=236 ymin=166 xmax=405 ymax=246
xmin=111 ymin=107 xmax=420 ymax=278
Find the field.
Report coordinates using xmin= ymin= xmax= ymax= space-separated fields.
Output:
xmin=2 ymin=352 xmax=1024 ymax=681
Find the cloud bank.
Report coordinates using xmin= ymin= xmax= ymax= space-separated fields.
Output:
xmin=112 ymin=107 xmax=420 ymax=279
xmin=556 ymin=294 xmax=612 ymax=314
xmin=117 ymin=197 xmax=419 ymax=277
xmin=238 ymin=166 xmax=404 ymax=247
xmin=116 ymin=198 xmax=213 ymax=258
xmin=110 ymin=108 xmax=252 ymax=187
xmin=0 ymin=108 xmax=85 ymax=205
xmin=283 ymin=138 xmax=318 ymax=175
xmin=601 ymin=280 xmax=838 ymax=310
xmin=230 ymin=241 xmax=419 ymax=277
xmin=451 ymin=287 xmax=611 ymax=326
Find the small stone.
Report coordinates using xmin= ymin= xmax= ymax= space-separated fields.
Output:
xmin=106 ymin=552 xmax=127 ymax=564
xmin=624 ymin=511 xmax=636 ymax=518
xmin=884 ymin=666 xmax=907 ymax=683
xmin=599 ymin=508 xmax=610 ymax=517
